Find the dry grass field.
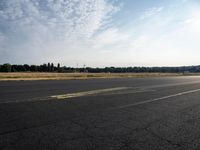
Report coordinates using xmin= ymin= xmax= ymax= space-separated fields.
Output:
xmin=0 ymin=72 xmax=185 ymax=81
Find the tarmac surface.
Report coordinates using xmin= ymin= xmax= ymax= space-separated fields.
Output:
xmin=1 ymin=76 xmax=200 ymax=149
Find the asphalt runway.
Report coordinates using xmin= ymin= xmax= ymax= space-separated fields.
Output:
xmin=1 ymin=76 xmax=200 ymax=149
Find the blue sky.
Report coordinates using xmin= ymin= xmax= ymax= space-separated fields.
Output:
xmin=0 ymin=0 xmax=200 ymax=67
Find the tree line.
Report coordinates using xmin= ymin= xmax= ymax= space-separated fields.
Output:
xmin=0 ymin=63 xmax=61 ymax=72
xmin=1 ymin=63 xmax=200 ymax=73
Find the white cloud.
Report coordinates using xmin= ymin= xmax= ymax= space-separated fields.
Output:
xmin=0 ymin=0 xmax=119 ymax=64
xmin=93 ymin=28 xmax=130 ymax=49
xmin=140 ymin=7 xmax=163 ymax=20
xmin=0 ymin=0 xmax=118 ymax=40
xmin=182 ymin=10 xmax=200 ymax=33
xmin=123 ymin=3 xmax=200 ymax=66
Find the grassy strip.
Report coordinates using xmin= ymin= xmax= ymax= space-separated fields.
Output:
xmin=0 ymin=72 xmax=187 ymax=81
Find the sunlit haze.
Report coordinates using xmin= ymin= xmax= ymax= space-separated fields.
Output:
xmin=0 ymin=0 xmax=200 ymax=67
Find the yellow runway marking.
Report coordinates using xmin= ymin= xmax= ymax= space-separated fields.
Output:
xmin=50 ymin=87 xmax=132 ymax=99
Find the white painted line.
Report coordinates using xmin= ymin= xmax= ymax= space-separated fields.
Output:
xmin=50 ymin=87 xmax=132 ymax=99
xmin=99 ymin=89 xmax=155 ymax=96
xmin=115 ymin=88 xmax=200 ymax=109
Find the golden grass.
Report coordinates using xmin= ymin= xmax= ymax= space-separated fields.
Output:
xmin=0 ymin=72 xmax=185 ymax=81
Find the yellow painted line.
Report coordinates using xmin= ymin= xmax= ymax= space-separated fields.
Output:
xmin=50 ymin=87 xmax=132 ymax=99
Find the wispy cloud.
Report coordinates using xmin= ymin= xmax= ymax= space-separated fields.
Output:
xmin=0 ymin=0 xmax=119 ymax=39
xmin=134 ymin=6 xmax=200 ymax=65
xmin=140 ymin=7 xmax=163 ymax=20
xmin=0 ymin=0 xmax=119 ymax=64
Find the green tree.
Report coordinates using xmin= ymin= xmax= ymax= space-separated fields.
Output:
xmin=48 ymin=63 xmax=51 ymax=72
xmin=51 ymin=63 xmax=54 ymax=72
xmin=24 ymin=64 xmax=30 ymax=71
xmin=30 ymin=65 xmax=38 ymax=72
xmin=2 ymin=63 xmax=11 ymax=72
xmin=57 ymin=63 xmax=60 ymax=72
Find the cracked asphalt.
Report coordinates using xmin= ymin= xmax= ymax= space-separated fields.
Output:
xmin=1 ymin=76 xmax=200 ymax=149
